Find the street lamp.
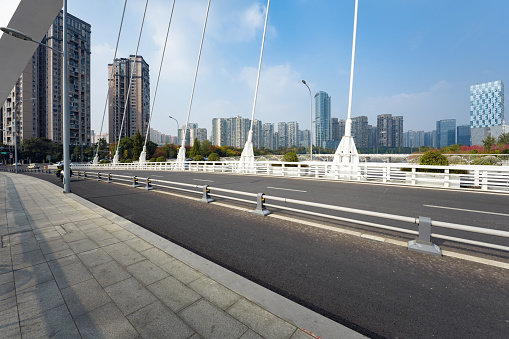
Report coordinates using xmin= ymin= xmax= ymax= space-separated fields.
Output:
xmin=1 ymin=1 xmax=70 ymax=193
xmin=168 ymin=116 xmax=179 ymax=144
xmin=302 ymin=80 xmax=313 ymax=161
xmin=13 ymin=98 xmax=36 ymax=173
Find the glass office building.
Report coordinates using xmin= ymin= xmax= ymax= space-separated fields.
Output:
xmin=470 ymin=81 xmax=504 ymax=145
xmin=436 ymin=119 xmax=456 ymax=148
xmin=314 ymin=91 xmax=331 ymax=148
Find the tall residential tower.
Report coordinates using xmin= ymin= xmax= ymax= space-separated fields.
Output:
xmin=470 ymin=80 xmax=505 ymax=145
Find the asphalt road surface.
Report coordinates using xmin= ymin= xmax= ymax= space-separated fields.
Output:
xmin=19 ymin=170 xmax=509 ymax=338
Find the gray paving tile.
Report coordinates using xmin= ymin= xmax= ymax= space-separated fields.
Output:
xmin=141 ymin=246 xmax=176 ymax=266
xmin=160 ymin=259 xmax=202 ymax=284
xmin=49 ymin=261 xmax=94 ymax=289
xmin=20 ymin=303 xmax=80 ymax=339
xmin=75 ymin=301 xmax=138 ymax=339
xmin=179 ymin=299 xmax=248 ymax=339
xmin=61 ymin=278 xmax=112 ymax=317
xmin=240 ymin=330 xmax=265 ymax=339
xmin=0 ymin=281 xmax=16 ymax=313
xmin=126 ymin=260 xmax=168 ymax=286
xmin=105 ymin=277 xmax=157 ymax=316
xmin=148 ymin=276 xmax=201 ymax=312
xmin=227 ymin=298 xmax=297 ymax=339
xmin=14 ymin=262 xmax=54 ymax=292
xmin=38 ymin=237 xmax=69 ymax=255
xmin=17 ymin=280 xmax=65 ymax=321
xmin=11 ymin=248 xmax=46 ymax=270
xmin=96 ymin=235 xmax=122 ymax=247
xmin=77 ymin=248 xmax=113 ymax=268
xmin=75 ymin=220 xmax=101 ymax=232
xmin=103 ymin=242 xmax=146 ymax=266
xmin=43 ymin=247 xmax=75 ymax=261
xmin=190 ymin=276 xmax=242 ymax=310
xmin=47 ymin=253 xmax=81 ymax=270
xmin=0 ymin=306 xmax=21 ymax=339
xmin=61 ymin=230 xmax=89 ymax=243
xmin=0 ymin=271 xmax=14 ymax=285
xmin=8 ymin=239 xmax=40 ymax=254
xmin=6 ymin=231 xmax=36 ymax=245
xmin=125 ymin=237 xmax=153 ymax=252
xmin=111 ymin=229 xmax=136 ymax=242
xmin=127 ymin=300 xmax=195 ymax=339
xmin=89 ymin=260 xmax=132 ymax=287
xmin=67 ymin=238 xmax=100 ymax=254
xmin=290 ymin=329 xmax=317 ymax=339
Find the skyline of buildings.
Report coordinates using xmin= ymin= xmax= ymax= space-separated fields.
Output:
xmin=1 ymin=11 xmax=91 ymax=147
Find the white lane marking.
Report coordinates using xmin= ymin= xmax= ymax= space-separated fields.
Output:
xmin=151 ymin=175 xmax=165 ymax=177
xmin=424 ymin=204 xmax=509 ymax=217
xmin=266 ymin=187 xmax=307 ymax=193
xmin=193 ymin=179 xmax=214 ymax=183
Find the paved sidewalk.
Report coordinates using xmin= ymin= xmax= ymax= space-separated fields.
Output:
xmin=0 ymin=172 xmax=363 ymax=339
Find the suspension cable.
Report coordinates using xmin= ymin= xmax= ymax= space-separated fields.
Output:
xmin=115 ymin=0 xmax=149 ymax=158
xmin=142 ymin=0 xmax=176 ymax=153
xmin=94 ymin=0 xmax=129 ymax=160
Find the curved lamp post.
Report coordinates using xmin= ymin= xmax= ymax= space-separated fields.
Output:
xmin=168 ymin=116 xmax=179 ymax=143
xmin=302 ymin=80 xmax=313 ymax=161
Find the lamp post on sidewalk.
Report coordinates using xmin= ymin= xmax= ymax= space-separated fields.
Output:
xmin=13 ymin=98 xmax=36 ymax=174
xmin=1 ymin=0 xmax=70 ymax=193
xmin=302 ymin=80 xmax=313 ymax=161
xmin=168 ymin=115 xmax=179 ymax=145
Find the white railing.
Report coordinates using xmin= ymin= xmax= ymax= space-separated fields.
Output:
xmin=70 ymin=160 xmax=509 ymax=193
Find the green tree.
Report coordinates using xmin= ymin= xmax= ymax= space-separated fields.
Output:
xmin=132 ymin=130 xmax=144 ymax=160
xmin=156 ymin=156 xmax=166 ymax=162
xmin=199 ymin=140 xmax=212 ymax=157
xmin=482 ymin=135 xmax=496 ymax=151
xmin=282 ymin=151 xmax=299 ymax=162
xmin=208 ymin=152 xmax=220 ymax=161
xmin=164 ymin=143 xmax=178 ymax=158
xmin=194 ymin=155 xmax=205 ymax=161
xmin=190 ymin=139 xmax=201 ymax=157
xmin=146 ymin=140 xmax=158 ymax=158
xmin=497 ymin=133 xmax=509 ymax=145
xmin=419 ymin=150 xmax=449 ymax=166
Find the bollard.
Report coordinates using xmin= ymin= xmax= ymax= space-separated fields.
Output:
xmin=252 ymin=193 xmax=271 ymax=216
xmin=84 ymin=172 xmax=87 ymax=178
xmin=408 ymin=216 xmax=442 ymax=256
xmin=145 ymin=177 xmax=153 ymax=190
xmin=132 ymin=176 xmax=139 ymax=188
xmin=78 ymin=171 xmax=81 ymax=177
xmin=97 ymin=172 xmax=102 ymax=181
xmin=108 ymin=173 xmax=112 ymax=183
xmin=200 ymin=185 xmax=214 ymax=203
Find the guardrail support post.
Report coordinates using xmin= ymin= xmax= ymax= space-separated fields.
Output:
xmin=408 ymin=216 xmax=442 ymax=256
xmin=97 ymin=172 xmax=102 ymax=181
xmin=253 ymin=193 xmax=271 ymax=216
xmin=201 ymin=185 xmax=214 ymax=203
xmin=132 ymin=176 xmax=139 ymax=188
xmin=108 ymin=173 xmax=112 ymax=183
xmin=78 ymin=171 xmax=81 ymax=177
xmin=84 ymin=172 xmax=87 ymax=178
xmin=145 ymin=177 xmax=153 ymax=190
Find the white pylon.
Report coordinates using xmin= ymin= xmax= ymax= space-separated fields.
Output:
xmin=331 ymin=0 xmax=360 ymax=176
xmin=138 ymin=145 xmax=147 ymax=165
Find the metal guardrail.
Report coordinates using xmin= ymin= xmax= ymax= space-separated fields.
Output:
xmin=22 ymin=167 xmax=509 ymax=256
xmin=70 ymin=161 xmax=509 ymax=193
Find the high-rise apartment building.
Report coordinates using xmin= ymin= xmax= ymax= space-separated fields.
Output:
xmin=436 ymin=119 xmax=456 ymax=148
xmin=403 ymin=130 xmax=425 ymax=148
xmin=351 ymin=116 xmax=368 ymax=149
xmin=211 ymin=118 xmax=227 ymax=146
xmin=1 ymin=11 xmax=91 ymax=147
xmin=470 ymin=80 xmax=505 ymax=145
xmin=456 ymin=125 xmax=471 ymax=146
xmin=299 ymin=129 xmax=311 ymax=148
xmin=228 ymin=116 xmax=250 ymax=148
xmin=108 ymin=55 xmax=150 ymax=145
xmin=287 ymin=122 xmax=299 ymax=147
xmin=252 ymin=119 xmax=262 ymax=148
xmin=367 ymin=125 xmax=377 ymax=148
xmin=377 ymin=114 xmax=403 ymax=148
xmin=314 ymin=91 xmax=331 ymax=148
xmin=331 ymin=118 xmax=345 ymax=142
xmin=277 ymin=122 xmax=288 ymax=148
xmin=262 ymin=123 xmax=274 ymax=149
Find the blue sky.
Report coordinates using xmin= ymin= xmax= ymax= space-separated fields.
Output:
xmin=3 ymin=0 xmax=509 ymax=138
